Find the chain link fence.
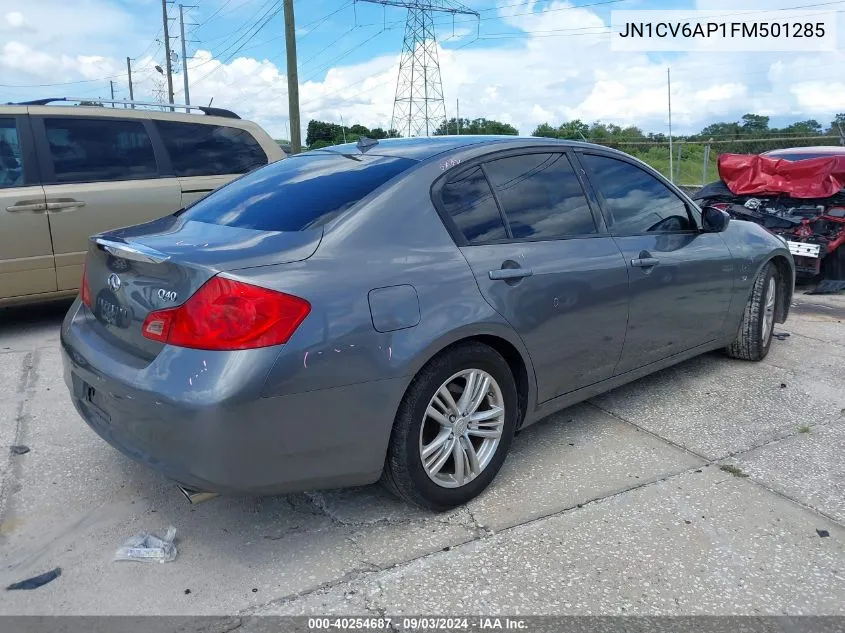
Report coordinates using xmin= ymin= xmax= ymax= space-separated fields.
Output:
xmin=588 ymin=135 xmax=844 ymax=187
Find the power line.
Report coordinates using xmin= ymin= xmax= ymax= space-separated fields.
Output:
xmin=186 ymin=1 xmax=284 ymax=88
xmin=299 ymin=1 xmax=355 ymax=38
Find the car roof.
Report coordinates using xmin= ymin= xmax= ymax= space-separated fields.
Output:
xmin=316 ymin=135 xmax=606 ymax=161
xmin=0 ymin=103 xmax=252 ymax=127
xmin=763 ymin=146 xmax=845 ymax=156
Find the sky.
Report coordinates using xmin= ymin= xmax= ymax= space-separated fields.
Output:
xmin=1 ymin=0 xmax=844 ymax=140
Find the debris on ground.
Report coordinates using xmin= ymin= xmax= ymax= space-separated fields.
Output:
xmin=9 ymin=445 xmax=30 ymax=455
xmin=817 ymin=529 xmax=830 ymax=538
xmin=114 ymin=526 xmax=177 ymax=563
xmin=772 ymin=332 xmax=791 ymax=341
xmin=807 ymin=280 xmax=845 ymax=295
xmin=719 ymin=464 xmax=748 ymax=478
xmin=780 ymin=383 xmax=788 ymax=388
xmin=6 ymin=567 xmax=61 ymax=590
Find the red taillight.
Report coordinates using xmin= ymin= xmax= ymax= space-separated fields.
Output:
xmin=80 ymin=257 xmax=92 ymax=308
xmin=142 ymin=276 xmax=310 ymax=351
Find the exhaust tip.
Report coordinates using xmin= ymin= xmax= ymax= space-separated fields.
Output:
xmin=177 ymin=484 xmax=219 ymax=505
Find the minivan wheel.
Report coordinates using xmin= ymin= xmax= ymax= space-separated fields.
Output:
xmin=726 ymin=262 xmax=778 ymax=361
xmin=382 ymin=342 xmax=518 ymax=511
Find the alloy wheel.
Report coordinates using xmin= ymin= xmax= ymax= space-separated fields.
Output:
xmin=419 ymin=369 xmax=505 ymax=489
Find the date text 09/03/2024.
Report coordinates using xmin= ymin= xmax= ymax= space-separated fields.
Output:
xmin=307 ymin=617 xmax=529 ymax=630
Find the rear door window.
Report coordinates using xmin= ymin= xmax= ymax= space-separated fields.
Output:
xmin=43 ymin=118 xmax=158 ymax=184
xmin=180 ymin=152 xmax=416 ymax=231
xmin=0 ymin=118 xmax=24 ymax=188
xmin=440 ymin=166 xmax=508 ymax=244
xmin=155 ymin=121 xmax=268 ymax=177
xmin=484 ymin=153 xmax=596 ymax=239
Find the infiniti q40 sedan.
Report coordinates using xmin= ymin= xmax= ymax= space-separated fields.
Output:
xmin=61 ymin=136 xmax=794 ymax=510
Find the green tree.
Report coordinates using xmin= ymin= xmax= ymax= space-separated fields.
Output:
xmin=826 ymin=113 xmax=845 ymax=138
xmin=740 ymin=113 xmax=769 ymax=134
xmin=696 ymin=121 xmax=741 ymax=140
xmin=781 ymin=120 xmax=822 ymax=135
xmin=531 ymin=123 xmax=558 ymax=138
xmin=435 ymin=117 xmax=517 ymax=136
xmin=558 ymin=119 xmax=589 ymax=140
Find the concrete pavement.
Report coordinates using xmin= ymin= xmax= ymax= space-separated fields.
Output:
xmin=0 ymin=293 xmax=843 ymax=618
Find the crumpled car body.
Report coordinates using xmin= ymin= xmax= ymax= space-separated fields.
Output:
xmin=695 ymin=148 xmax=845 ymax=288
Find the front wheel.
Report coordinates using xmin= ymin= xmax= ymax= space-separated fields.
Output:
xmin=382 ymin=342 xmax=518 ymax=511
xmin=726 ymin=262 xmax=778 ymax=361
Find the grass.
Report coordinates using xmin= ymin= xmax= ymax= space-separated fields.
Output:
xmin=719 ymin=464 xmax=748 ymax=478
xmin=797 ymin=425 xmax=812 ymax=434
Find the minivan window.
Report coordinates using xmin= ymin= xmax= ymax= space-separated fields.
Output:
xmin=155 ymin=121 xmax=268 ymax=177
xmin=180 ymin=152 xmax=416 ymax=232
xmin=43 ymin=118 xmax=158 ymax=184
xmin=0 ymin=119 xmax=24 ymax=188
xmin=485 ymin=153 xmax=596 ymax=239
xmin=582 ymin=154 xmax=693 ymax=234
xmin=440 ymin=166 xmax=508 ymax=244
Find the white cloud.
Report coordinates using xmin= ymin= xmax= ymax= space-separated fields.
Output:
xmin=2 ymin=0 xmax=843 ymax=139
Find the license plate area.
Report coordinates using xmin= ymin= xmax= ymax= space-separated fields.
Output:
xmin=84 ymin=384 xmax=111 ymax=423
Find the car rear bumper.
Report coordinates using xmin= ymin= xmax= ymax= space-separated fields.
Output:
xmin=60 ymin=300 xmax=404 ymax=495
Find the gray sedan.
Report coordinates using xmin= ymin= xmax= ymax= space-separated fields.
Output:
xmin=60 ymin=136 xmax=794 ymax=510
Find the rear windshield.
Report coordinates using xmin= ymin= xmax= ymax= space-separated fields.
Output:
xmin=180 ymin=152 xmax=416 ymax=232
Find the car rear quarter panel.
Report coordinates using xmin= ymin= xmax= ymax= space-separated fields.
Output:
xmin=233 ymin=155 xmax=536 ymax=404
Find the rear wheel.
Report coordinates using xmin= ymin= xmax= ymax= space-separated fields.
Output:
xmin=726 ymin=262 xmax=778 ymax=361
xmin=382 ymin=342 xmax=518 ymax=511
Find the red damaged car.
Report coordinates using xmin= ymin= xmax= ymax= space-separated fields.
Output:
xmin=695 ymin=146 xmax=845 ymax=291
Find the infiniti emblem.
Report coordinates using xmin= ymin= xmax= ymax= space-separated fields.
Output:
xmin=107 ymin=273 xmax=122 ymax=292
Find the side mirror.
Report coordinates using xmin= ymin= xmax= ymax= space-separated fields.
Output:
xmin=701 ymin=206 xmax=730 ymax=233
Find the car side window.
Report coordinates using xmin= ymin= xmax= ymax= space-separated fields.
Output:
xmin=582 ymin=154 xmax=694 ymax=234
xmin=0 ymin=118 xmax=24 ymax=188
xmin=43 ymin=118 xmax=157 ymax=184
xmin=484 ymin=153 xmax=596 ymax=239
xmin=155 ymin=121 xmax=268 ymax=177
xmin=440 ymin=166 xmax=508 ymax=244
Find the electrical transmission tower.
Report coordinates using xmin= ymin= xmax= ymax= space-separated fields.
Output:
xmin=356 ymin=1 xmax=478 ymax=137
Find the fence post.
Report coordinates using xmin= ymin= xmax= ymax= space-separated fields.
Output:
xmin=676 ymin=143 xmax=683 ymax=183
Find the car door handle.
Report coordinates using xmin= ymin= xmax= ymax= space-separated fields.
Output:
xmin=46 ymin=200 xmax=86 ymax=212
xmin=489 ymin=268 xmax=534 ymax=281
xmin=631 ymin=257 xmax=660 ymax=268
xmin=6 ymin=201 xmax=47 ymax=213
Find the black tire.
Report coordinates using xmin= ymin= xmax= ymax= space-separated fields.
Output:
xmin=725 ymin=262 xmax=778 ymax=361
xmin=382 ymin=342 xmax=518 ymax=511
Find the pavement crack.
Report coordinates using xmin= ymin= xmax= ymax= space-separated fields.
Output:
xmin=592 ymin=397 xmax=845 ymax=530
xmin=586 ymin=400 xmax=711 ymax=462
xmin=0 ymin=351 xmax=39 ymax=523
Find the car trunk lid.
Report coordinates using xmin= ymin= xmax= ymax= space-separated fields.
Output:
xmin=83 ymin=215 xmax=322 ymax=360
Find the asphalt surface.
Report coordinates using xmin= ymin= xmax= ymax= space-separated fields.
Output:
xmin=0 ymin=292 xmax=843 ymax=619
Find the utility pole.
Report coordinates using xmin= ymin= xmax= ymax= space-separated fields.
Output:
xmin=161 ymin=0 xmax=175 ymax=109
xmin=283 ymin=0 xmax=302 ymax=154
xmin=340 ymin=113 xmax=347 ymax=143
xmin=109 ymin=80 xmax=115 ymax=107
xmin=457 ymin=98 xmax=460 ymax=134
xmin=126 ymin=57 xmax=135 ymax=108
xmin=179 ymin=4 xmax=191 ymax=105
xmin=667 ymin=67 xmax=674 ymax=183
